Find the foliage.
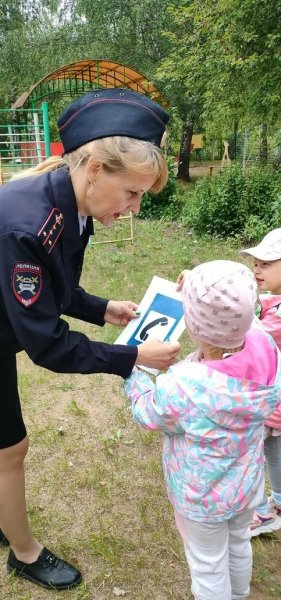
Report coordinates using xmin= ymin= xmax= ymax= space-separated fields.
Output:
xmin=242 ymin=166 xmax=278 ymax=221
xmin=157 ymin=0 xmax=281 ymax=136
xmin=1 ymin=0 xmax=281 ymax=171
xmin=243 ymin=215 xmax=269 ymax=242
xmin=73 ymin=0 xmax=176 ymax=75
xmin=182 ymin=165 xmax=246 ymax=236
xmin=0 ymin=0 xmax=177 ymax=107
xmin=137 ymin=157 xmax=179 ymax=220
xmin=156 ymin=6 xmax=205 ymax=181
xmin=156 ymin=4 xmax=204 ymax=126
xmin=1 ymin=0 xmax=281 ymax=185
xmin=181 ymin=165 xmax=281 ymax=240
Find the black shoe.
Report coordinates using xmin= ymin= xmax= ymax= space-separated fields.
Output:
xmin=0 ymin=530 xmax=9 ymax=546
xmin=7 ymin=547 xmax=82 ymax=590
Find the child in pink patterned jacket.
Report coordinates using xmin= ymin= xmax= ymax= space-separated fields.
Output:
xmin=241 ymin=227 xmax=281 ymax=536
xmin=124 ymin=260 xmax=281 ymax=600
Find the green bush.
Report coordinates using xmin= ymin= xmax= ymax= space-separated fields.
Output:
xmin=243 ymin=215 xmax=269 ymax=242
xmin=137 ymin=157 xmax=179 ymax=220
xmin=182 ymin=165 xmax=246 ymax=236
xmin=181 ymin=165 xmax=281 ymax=241
xmin=242 ymin=167 xmax=277 ymax=222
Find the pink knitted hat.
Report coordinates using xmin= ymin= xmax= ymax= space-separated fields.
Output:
xmin=182 ymin=260 xmax=257 ymax=348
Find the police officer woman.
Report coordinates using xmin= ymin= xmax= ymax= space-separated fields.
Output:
xmin=0 ymin=89 xmax=180 ymax=590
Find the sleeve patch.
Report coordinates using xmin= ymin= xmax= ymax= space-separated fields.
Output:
xmin=37 ymin=208 xmax=64 ymax=253
xmin=12 ymin=262 xmax=42 ymax=307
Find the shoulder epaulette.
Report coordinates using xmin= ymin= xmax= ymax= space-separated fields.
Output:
xmin=37 ymin=208 xmax=64 ymax=253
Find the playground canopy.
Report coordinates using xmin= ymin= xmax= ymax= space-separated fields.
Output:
xmin=12 ymin=59 xmax=168 ymax=109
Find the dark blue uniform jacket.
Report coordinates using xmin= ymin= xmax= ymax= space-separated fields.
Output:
xmin=0 ymin=167 xmax=137 ymax=377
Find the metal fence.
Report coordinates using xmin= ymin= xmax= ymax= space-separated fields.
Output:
xmin=0 ymin=103 xmax=50 ymax=183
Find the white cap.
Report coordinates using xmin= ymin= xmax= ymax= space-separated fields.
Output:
xmin=241 ymin=228 xmax=281 ymax=261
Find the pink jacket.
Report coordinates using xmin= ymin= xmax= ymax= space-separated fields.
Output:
xmin=259 ymin=294 xmax=281 ymax=429
xmin=125 ymin=329 xmax=281 ymax=522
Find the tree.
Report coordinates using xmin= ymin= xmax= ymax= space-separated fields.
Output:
xmin=157 ymin=0 xmax=281 ymax=175
xmin=72 ymin=0 xmax=174 ymax=74
xmin=0 ymin=1 xmax=76 ymax=106
xmin=0 ymin=1 xmax=176 ymax=114
xmin=156 ymin=4 xmax=204 ymax=181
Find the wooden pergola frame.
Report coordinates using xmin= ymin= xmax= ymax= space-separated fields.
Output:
xmin=12 ymin=59 xmax=168 ymax=109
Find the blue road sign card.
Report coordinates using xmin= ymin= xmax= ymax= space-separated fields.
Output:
xmin=115 ymin=276 xmax=185 ymax=374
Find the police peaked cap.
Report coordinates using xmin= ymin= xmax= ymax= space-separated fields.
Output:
xmin=57 ymin=88 xmax=169 ymax=153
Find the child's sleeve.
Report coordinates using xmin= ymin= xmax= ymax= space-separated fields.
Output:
xmin=124 ymin=368 xmax=186 ymax=434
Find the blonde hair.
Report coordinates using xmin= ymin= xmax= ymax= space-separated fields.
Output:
xmin=11 ymin=136 xmax=168 ymax=193
xmin=199 ymin=343 xmax=244 ymax=361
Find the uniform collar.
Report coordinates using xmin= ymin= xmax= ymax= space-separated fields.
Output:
xmin=78 ymin=213 xmax=87 ymax=235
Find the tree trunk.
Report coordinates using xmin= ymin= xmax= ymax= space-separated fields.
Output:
xmin=259 ymin=123 xmax=267 ymax=166
xmin=177 ymin=119 xmax=193 ymax=182
xmin=242 ymin=129 xmax=249 ymax=171
xmin=210 ymin=138 xmax=215 ymax=160
xmin=232 ymin=121 xmax=238 ymax=160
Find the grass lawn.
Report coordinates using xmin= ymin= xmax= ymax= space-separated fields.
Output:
xmin=1 ymin=219 xmax=281 ymax=599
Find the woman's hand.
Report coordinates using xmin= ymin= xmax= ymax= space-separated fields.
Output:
xmin=176 ymin=269 xmax=190 ymax=292
xmin=135 ymin=339 xmax=181 ymax=371
xmin=104 ymin=300 xmax=139 ymax=326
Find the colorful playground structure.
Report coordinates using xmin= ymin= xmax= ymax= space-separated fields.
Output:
xmin=0 ymin=103 xmax=51 ymax=182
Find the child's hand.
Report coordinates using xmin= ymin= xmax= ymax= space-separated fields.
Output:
xmin=176 ymin=269 xmax=190 ymax=292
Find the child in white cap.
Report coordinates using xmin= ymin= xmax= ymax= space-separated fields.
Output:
xmin=124 ymin=260 xmax=281 ymax=600
xmin=241 ymin=228 xmax=281 ymax=535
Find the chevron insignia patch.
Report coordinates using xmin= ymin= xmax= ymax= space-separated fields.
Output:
xmin=12 ymin=262 xmax=42 ymax=307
